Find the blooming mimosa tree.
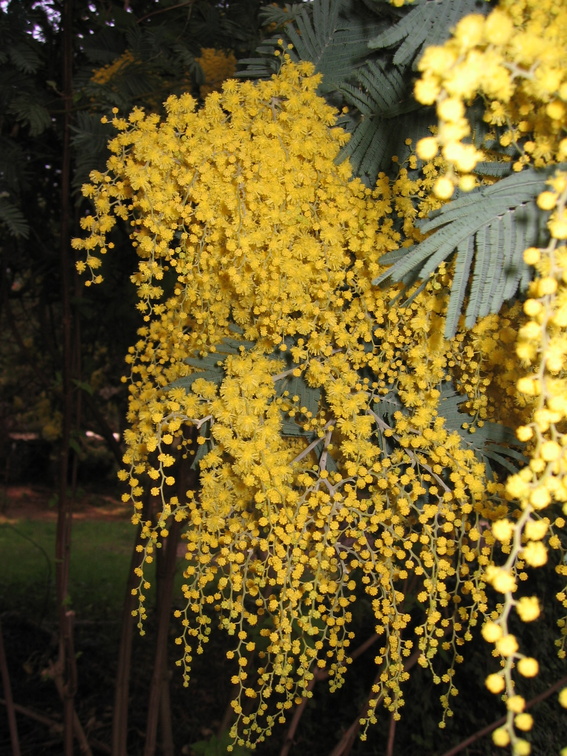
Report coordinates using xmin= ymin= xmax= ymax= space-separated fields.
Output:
xmin=74 ymin=0 xmax=567 ymax=752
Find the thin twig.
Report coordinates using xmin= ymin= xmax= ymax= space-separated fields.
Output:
xmin=0 ymin=700 xmax=111 ymax=755
xmin=328 ymin=642 xmax=426 ymax=756
xmin=279 ymin=633 xmax=380 ymax=756
xmin=137 ymin=1 xmax=194 ymax=24
xmin=0 ymin=621 xmax=21 ymax=756
xmin=440 ymin=674 xmax=567 ymax=756
xmin=386 ymin=712 xmax=396 ymax=756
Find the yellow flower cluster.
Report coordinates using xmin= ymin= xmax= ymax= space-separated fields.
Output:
xmin=414 ymin=0 xmax=567 ymax=198
xmin=74 ymin=58 xmax=544 ymax=748
xmin=91 ymin=50 xmax=138 ymax=87
xmin=414 ymin=0 xmax=567 ymax=750
xmin=196 ymin=48 xmax=237 ymax=98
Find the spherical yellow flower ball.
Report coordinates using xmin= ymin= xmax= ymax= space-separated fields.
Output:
xmin=437 ymin=97 xmax=465 ymax=122
xmin=454 ymin=14 xmax=485 ymax=49
xmin=513 ymin=738 xmax=531 ymax=756
xmin=492 ymin=519 xmax=515 ymax=543
xmin=419 ymin=45 xmax=457 ymax=77
xmin=523 ymin=299 xmax=543 ymax=317
xmin=521 ymin=541 xmax=548 ymax=567
xmin=458 ymin=174 xmax=476 ymax=192
xmin=524 ymin=518 xmax=548 ymax=541
xmin=522 ymin=247 xmax=541 ymax=266
xmin=559 ymin=687 xmax=567 ymax=708
xmin=516 ymin=596 xmax=540 ymax=622
xmin=514 ymin=713 xmax=534 ymax=731
xmin=506 ymin=694 xmax=525 ymax=713
xmin=492 ymin=727 xmax=510 ymax=747
xmin=416 ymin=136 xmax=439 ymax=160
xmin=516 ymin=376 xmax=540 ymax=397
xmin=414 ymin=78 xmax=441 ymax=105
xmin=517 ymin=657 xmax=539 ymax=677
xmin=487 ymin=566 xmax=517 ymax=593
xmin=535 ymin=276 xmax=558 ymax=296
xmin=506 ymin=474 xmax=530 ymax=499
xmin=529 ymin=486 xmax=551 ymax=510
xmin=484 ymin=9 xmax=515 ymax=46
xmin=481 ymin=620 xmax=503 ymax=643
xmin=516 ymin=425 xmax=534 ymax=442
xmin=433 ymin=176 xmax=454 ymax=200
xmin=495 ymin=633 xmax=519 ymax=657
xmin=549 ymin=218 xmax=567 ymax=240
xmin=485 ymin=673 xmax=505 ymax=693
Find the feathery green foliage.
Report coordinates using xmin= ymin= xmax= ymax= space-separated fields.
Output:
xmin=375 ymin=166 xmax=559 ymax=337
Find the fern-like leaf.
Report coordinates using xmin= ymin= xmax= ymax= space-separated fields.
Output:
xmin=368 ymin=0 xmax=491 ymax=68
xmin=375 ymin=166 xmax=560 ymax=337
xmin=238 ymin=0 xmax=385 ymax=92
xmin=337 ymin=59 xmax=435 ymax=182
xmin=9 ymin=94 xmax=51 ymax=136
xmin=71 ymin=112 xmax=115 ymax=191
xmin=0 ymin=196 xmax=29 ymax=238
xmin=437 ymin=383 xmax=525 ymax=476
xmin=8 ymin=41 xmax=42 ymax=74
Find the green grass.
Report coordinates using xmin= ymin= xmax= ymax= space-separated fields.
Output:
xmin=0 ymin=518 xmax=137 ymax=620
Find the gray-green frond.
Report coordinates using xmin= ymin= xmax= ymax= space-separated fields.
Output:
xmin=371 ymin=382 xmax=524 ymax=477
xmin=337 ymin=60 xmax=434 ymax=183
xmin=258 ymin=3 xmax=307 ymax=28
xmin=375 ymin=166 xmax=559 ymax=338
xmin=169 ymin=334 xmax=256 ymax=393
xmin=367 ymin=0 xmax=491 ymax=68
xmin=238 ymin=0 xmax=386 ymax=93
xmin=437 ymin=383 xmax=526 ymax=477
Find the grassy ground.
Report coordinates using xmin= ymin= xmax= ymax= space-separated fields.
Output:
xmin=0 ymin=518 xmax=135 ymax=620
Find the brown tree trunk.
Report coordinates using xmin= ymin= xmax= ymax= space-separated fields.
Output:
xmin=55 ymin=2 xmax=81 ymax=754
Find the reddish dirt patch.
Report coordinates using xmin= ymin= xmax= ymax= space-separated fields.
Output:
xmin=0 ymin=484 xmax=131 ymax=523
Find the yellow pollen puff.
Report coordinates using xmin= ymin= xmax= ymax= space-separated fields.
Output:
xmin=437 ymin=97 xmax=465 ymax=122
xmin=485 ymin=566 xmax=517 ymax=594
xmin=522 ymin=247 xmax=541 ymax=266
xmin=523 ymin=299 xmax=542 ymax=317
xmin=416 ymin=136 xmax=439 ymax=160
xmin=521 ymin=541 xmax=547 ymax=567
xmin=433 ymin=176 xmax=454 ymax=200
xmin=524 ymin=519 xmax=548 ymax=541
xmin=516 ymin=425 xmax=533 ymax=442
xmin=540 ymin=440 xmax=561 ymax=462
xmin=483 ymin=9 xmax=514 ymax=45
xmin=481 ymin=620 xmax=503 ymax=643
xmin=454 ymin=14 xmax=485 ymax=49
xmin=517 ymin=657 xmax=539 ymax=677
xmin=506 ymin=694 xmax=525 ymax=713
xmin=491 ymin=519 xmax=515 ymax=542
xmin=516 ymin=376 xmax=540 ymax=396
xmin=516 ymin=596 xmax=540 ymax=622
xmin=535 ymin=277 xmax=557 ymax=296
xmin=537 ymin=191 xmax=558 ymax=211
xmin=495 ymin=633 xmax=519 ymax=657
xmin=485 ymin=673 xmax=505 ymax=693
xmin=492 ymin=727 xmax=510 ymax=747
xmin=514 ymin=712 xmax=534 ymax=732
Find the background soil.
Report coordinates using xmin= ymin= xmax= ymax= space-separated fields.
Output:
xmin=0 ymin=484 xmax=131 ymax=523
